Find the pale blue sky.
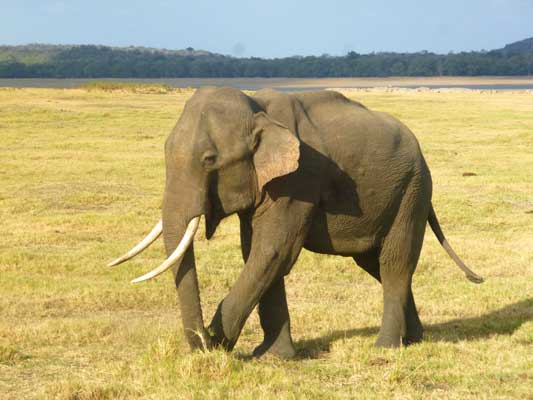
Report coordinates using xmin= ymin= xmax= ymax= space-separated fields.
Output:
xmin=1 ymin=0 xmax=532 ymax=57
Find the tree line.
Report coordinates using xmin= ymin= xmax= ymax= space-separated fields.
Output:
xmin=1 ymin=44 xmax=532 ymax=78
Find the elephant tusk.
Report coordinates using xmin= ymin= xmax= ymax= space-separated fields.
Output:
xmin=130 ymin=216 xmax=200 ymax=283
xmin=107 ymin=220 xmax=163 ymax=267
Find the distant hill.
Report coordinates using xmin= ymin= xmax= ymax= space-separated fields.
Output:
xmin=1 ymin=38 xmax=532 ymax=78
xmin=500 ymin=37 xmax=533 ymax=54
xmin=0 ymin=43 xmax=220 ymax=64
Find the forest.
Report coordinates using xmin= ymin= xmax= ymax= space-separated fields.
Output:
xmin=1 ymin=38 xmax=532 ymax=78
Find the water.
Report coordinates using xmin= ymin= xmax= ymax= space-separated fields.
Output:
xmin=399 ymin=84 xmax=533 ymax=91
xmin=277 ymin=85 xmax=533 ymax=91
xmin=1 ymin=78 xmax=533 ymax=91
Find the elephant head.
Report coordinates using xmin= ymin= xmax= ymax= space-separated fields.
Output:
xmin=108 ymin=87 xmax=300 ymax=349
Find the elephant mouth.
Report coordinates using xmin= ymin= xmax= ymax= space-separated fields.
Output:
xmin=205 ymin=214 xmax=221 ymax=240
xmin=205 ymin=200 xmax=224 ymax=240
xmin=205 ymin=175 xmax=224 ymax=240
xmin=107 ymin=216 xmax=201 ymax=283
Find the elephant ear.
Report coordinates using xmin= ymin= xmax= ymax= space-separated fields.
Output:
xmin=251 ymin=112 xmax=300 ymax=193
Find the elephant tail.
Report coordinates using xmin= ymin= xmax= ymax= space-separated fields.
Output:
xmin=428 ymin=204 xmax=484 ymax=284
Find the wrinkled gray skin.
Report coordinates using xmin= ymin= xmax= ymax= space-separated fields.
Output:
xmin=163 ymin=87 xmax=470 ymax=358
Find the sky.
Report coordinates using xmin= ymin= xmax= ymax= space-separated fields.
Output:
xmin=1 ymin=0 xmax=533 ymax=58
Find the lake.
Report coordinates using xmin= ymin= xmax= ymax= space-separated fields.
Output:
xmin=2 ymin=77 xmax=533 ymax=91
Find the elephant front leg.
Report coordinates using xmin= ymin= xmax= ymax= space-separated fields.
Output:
xmin=239 ymin=215 xmax=296 ymax=358
xmin=207 ymin=244 xmax=286 ymax=351
xmin=207 ymin=200 xmax=312 ymax=352
xmin=253 ymin=277 xmax=296 ymax=359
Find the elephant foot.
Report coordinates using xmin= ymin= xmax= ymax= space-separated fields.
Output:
xmin=402 ymin=330 xmax=423 ymax=346
xmin=253 ymin=338 xmax=296 ymax=359
xmin=375 ymin=331 xmax=423 ymax=348
xmin=402 ymin=335 xmax=422 ymax=346
xmin=374 ymin=333 xmax=401 ymax=348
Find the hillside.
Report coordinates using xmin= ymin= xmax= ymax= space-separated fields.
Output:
xmin=501 ymin=37 xmax=533 ymax=54
xmin=1 ymin=38 xmax=532 ymax=78
xmin=0 ymin=43 xmax=219 ymax=64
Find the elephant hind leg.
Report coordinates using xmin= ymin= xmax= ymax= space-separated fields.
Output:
xmin=376 ymin=273 xmax=423 ymax=347
xmin=354 ymin=249 xmax=423 ymax=347
xmin=375 ymin=190 xmax=428 ymax=348
xmin=253 ymin=277 xmax=296 ymax=359
xmin=403 ymin=288 xmax=423 ymax=345
xmin=353 ymin=248 xmax=422 ymax=346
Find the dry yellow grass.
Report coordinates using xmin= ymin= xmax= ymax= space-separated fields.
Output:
xmin=0 ymin=86 xmax=532 ymax=399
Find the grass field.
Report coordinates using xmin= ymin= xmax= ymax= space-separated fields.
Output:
xmin=0 ymin=86 xmax=532 ymax=399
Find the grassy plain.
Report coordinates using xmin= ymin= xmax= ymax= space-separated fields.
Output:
xmin=0 ymin=86 xmax=532 ymax=399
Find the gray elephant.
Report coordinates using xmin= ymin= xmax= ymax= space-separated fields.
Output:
xmin=108 ymin=87 xmax=483 ymax=358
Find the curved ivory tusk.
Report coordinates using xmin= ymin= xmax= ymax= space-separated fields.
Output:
xmin=107 ymin=220 xmax=163 ymax=267
xmin=131 ymin=216 xmax=200 ymax=283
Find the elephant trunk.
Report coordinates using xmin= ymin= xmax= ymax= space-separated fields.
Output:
xmin=162 ymin=190 xmax=209 ymax=350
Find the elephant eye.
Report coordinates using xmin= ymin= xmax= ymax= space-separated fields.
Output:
xmin=201 ymin=151 xmax=217 ymax=168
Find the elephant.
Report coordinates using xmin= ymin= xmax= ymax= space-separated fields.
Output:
xmin=108 ymin=87 xmax=483 ymax=358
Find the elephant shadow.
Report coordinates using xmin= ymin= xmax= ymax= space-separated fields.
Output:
xmin=294 ymin=298 xmax=533 ymax=359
